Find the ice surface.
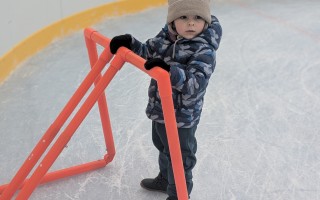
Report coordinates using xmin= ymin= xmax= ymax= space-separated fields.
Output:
xmin=1 ymin=0 xmax=320 ymax=199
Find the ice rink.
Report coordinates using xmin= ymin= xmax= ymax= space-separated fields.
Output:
xmin=1 ymin=0 xmax=320 ymax=199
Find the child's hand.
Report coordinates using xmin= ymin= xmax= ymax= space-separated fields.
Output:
xmin=144 ymin=58 xmax=170 ymax=72
xmin=109 ymin=34 xmax=132 ymax=54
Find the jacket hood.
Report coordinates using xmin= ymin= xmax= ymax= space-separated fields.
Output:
xmin=164 ymin=15 xmax=222 ymax=50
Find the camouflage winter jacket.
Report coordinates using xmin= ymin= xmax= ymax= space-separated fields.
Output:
xmin=130 ymin=15 xmax=222 ymax=128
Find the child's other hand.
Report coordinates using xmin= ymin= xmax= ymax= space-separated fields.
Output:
xmin=109 ymin=34 xmax=132 ymax=54
xmin=144 ymin=58 xmax=170 ymax=72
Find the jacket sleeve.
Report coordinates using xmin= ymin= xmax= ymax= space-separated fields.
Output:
xmin=129 ymin=29 xmax=167 ymax=60
xmin=130 ymin=36 xmax=154 ymax=59
xmin=170 ymin=47 xmax=216 ymax=95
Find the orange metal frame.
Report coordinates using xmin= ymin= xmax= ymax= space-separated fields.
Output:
xmin=0 ymin=28 xmax=188 ymax=200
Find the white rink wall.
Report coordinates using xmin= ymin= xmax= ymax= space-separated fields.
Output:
xmin=0 ymin=0 xmax=116 ymax=56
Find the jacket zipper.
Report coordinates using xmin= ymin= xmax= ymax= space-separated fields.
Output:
xmin=177 ymin=93 xmax=182 ymax=112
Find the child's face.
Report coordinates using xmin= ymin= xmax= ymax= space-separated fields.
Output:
xmin=174 ymin=15 xmax=206 ymax=39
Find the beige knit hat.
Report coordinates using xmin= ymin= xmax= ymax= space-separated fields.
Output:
xmin=167 ymin=0 xmax=211 ymax=24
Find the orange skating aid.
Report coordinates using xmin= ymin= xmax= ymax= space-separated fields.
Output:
xmin=0 ymin=28 xmax=188 ymax=200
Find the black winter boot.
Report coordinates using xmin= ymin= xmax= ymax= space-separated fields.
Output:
xmin=140 ymin=172 xmax=168 ymax=193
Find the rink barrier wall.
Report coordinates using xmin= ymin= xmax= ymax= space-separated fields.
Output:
xmin=0 ymin=0 xmax=166 ymax=85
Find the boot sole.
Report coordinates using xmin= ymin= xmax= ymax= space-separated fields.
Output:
xmin=140 ymin=182 xmax=167 ymax=194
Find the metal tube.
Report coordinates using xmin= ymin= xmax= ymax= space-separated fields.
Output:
xmin=0 ymin=48 xmax=111 ymax=200
xmin=15 ymin=54 xmax=125 ymax=199
xmin=85 ymin=30 xmax=115 ymax=163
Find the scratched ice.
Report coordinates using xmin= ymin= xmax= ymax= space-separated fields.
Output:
xmin=1 ymin=0 xmax=320 ymax=199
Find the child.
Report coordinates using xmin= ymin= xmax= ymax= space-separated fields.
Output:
xmin=109 ymin=0 xmax=222 ymax=199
